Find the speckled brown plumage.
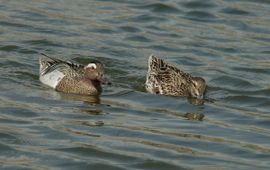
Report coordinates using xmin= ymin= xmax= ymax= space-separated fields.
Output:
xmin=145 ymin=55 xmax=206 ymax=98
xmin=56 ymin=76 xmax=102 ymax=95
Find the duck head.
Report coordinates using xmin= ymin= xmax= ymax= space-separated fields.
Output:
xmin=188 ymin=77 xmax=206 ymax=99
xmin=84 ymin=62 xmax=111 ymax=85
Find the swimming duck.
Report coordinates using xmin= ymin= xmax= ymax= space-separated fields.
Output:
xmin=39 ymin=53 xmax=109 ymax=95
xmin=145 ymin=55 xmax=206 ymax=99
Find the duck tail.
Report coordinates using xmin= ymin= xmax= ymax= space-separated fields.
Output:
xmin=148 ymin=54 xmax=156 ymax=66
xmin=148 ymin=54 xmax=157 ymax=71
xmin=39 ymin=53 xmax=58 ymax=75
xmin=39 ymin=54 xmax=47 ymax=75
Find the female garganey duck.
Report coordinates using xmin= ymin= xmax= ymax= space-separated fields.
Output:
xmin=39 ymin=53 xmax=109 ymax=95
xmin=145 ymin=55 xmax=206 ymax=99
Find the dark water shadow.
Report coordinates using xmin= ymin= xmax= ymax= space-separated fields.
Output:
xmin=57 ymin=93 xmax=107 ymax=116
xmin=101 ymin=90 xmax=206 ymax=121
xmin=59 ymin=93 xmax=101 ymax=104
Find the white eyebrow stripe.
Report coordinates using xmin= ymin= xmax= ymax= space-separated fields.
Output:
xmin=85 ymin=63 xmax=97 ymax=69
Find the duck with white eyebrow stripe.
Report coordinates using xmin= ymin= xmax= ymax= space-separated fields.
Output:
xmin=39 ymin=53 xmax=110 ymax=95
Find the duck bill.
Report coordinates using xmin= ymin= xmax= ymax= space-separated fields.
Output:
xmin=196 ymin=95 xmax=204 ymax=100
xmin=98 ymin=76 xmax=111 ymax=85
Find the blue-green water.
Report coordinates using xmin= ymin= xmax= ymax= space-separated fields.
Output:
xmin=1 ymin=0 xmax=270 ymax=169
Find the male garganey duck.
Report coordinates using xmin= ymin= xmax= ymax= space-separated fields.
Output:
xmin=39 ymin=53 xmax=109 ymax=95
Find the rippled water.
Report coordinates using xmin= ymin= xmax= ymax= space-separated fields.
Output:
xmin=1 ymin=0 xmax=270 ymax=169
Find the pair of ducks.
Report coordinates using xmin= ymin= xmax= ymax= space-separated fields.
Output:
xmin=39 ymin=54 xmax=206 ymax=99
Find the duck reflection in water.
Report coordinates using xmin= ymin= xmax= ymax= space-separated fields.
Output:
xmin=58 ymin=93 xmax=107 ymax=115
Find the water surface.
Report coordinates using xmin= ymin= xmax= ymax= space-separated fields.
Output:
xmin=1 ymin=0 xmax=270 ymax=169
